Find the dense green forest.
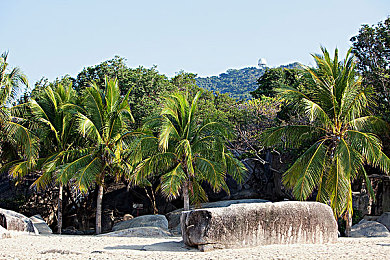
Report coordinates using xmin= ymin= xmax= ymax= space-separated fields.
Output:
xmin=195 ymin=62 xmax=300 ymax=100
xmin=1 ymin=17 xmax=390 ymax=237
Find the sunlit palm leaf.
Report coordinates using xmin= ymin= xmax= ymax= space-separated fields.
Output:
xmin=160 ymin=163 xmax=186 ymax=200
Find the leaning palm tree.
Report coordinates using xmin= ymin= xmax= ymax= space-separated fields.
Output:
xmin=261 ymin=47 xmax=390 ymax=236
xmin=131 ymin=91 xmax=246 ymax=211
xmin=56 ymin=77 xmax=134 ymax=234
xmin=0 ymin=51 xmax=38 ymax=176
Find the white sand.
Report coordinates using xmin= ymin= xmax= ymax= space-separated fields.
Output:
xmin=1 ymin=234 xmax=389 ymax=260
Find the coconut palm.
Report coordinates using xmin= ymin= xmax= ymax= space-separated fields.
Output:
xmin=0 ymin=52 xmax=28 ymax=106
xmin=261 ymin=47 xmax=390 ymax=236
xmin=56 ymin=77 xmax=134 ymax=234
xmin=0 ymin=51 xmax=38 ymax=175
xmin=19 ymin=82 xmax=82 ymax=234
xmin=131 ymin=91 xmax=246 ymax=211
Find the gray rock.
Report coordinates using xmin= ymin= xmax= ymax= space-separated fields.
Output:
xmin=350 ymin=219 xmax=390 ymax=238
xmin=102 ymin=210 xmax=114 ymax=233
xmin=0 ymin=208 xmax=38 ymax=234
xmin=377 ymin=212 xmax=390 ymax=231
xmin=30 ymin=215 xmax=52 ymax=234
xmin=112 ymin=214 xmax=168 ymax=232
xmin=100 ymin=226 xmax=171 ymax=237
xmin=352 ymin=192 xmax=371 ymax=216
xmin=0 ymin=225 xmax=11 ymax=239
xmin=166 ymin=199 xmax=269 ymax=235
xmin=181 ymin=201 xmax=338 ymax=251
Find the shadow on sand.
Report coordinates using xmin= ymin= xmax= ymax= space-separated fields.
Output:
xmin=104 ymin=241 xmax=198 ymax=252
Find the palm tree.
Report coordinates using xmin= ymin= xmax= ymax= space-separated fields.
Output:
xmin=20 ymin=83 xmax=80 ymax=234
xmin=131 ymin=91 xmax=246 ymax=211
xmin=261 ymin=47 xmax=390 ymax=236
xmin=0 ymin=51 xmax=28 ymax=106
xmin=0 ymin=51 xmax=38 ymax=176
xmin=56 ymin=77 xmax=134 ymax=234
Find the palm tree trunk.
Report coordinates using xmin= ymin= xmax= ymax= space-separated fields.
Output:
xmin=57 ymin=184 xmax=63 ymax=234
xmin=150 ymin=186 xmax=158 ymax=215
xmin=96 ymin=180 xmax=104 ymax=235
xmin=183 ymin=181 xmax=190 ymax=211
xmin=145 ymin=187 xmax=158 ymax=215
xmin=345 ymin=210 xmax=352 ymax=237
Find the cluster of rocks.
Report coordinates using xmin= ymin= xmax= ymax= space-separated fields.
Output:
xmin=0 ymin=208 xmax=38 ymax=234
xmin=100 ymin=214 xmax=171 ymax=237
xmin=0 ymin=208 xmax=49 ymax=239
xmin=0 ymin=207 xmax=173 ymax=239
xmin=101 ymin=199 xmax=270 ymax=238
xmin=350 ymin=212 xmax=390 ymax=238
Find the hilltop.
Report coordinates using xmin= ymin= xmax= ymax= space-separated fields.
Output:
xmin=195 ymin=62 xmax=300 ymax=100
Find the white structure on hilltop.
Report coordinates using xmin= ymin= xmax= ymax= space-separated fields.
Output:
xmin=258 ymin=58 xmax=268 ymax=68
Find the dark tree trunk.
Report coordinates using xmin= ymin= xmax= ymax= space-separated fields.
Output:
xmin=145 ymin=187 xmax=158 ymax=215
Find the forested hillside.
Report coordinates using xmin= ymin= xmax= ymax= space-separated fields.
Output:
xmin=195 ymin=62 xmax=300 ymax=100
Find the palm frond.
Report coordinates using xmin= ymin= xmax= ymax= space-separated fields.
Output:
xmin=4 ymin=121 xmax=39 ymax=164
xmin=326 ymin=157 xmax=350 ymax=218
xmin=195 ymin=157 xmax=226 ymax=193
xmin=75 ymin=157 xmax=103 ymax=192
xmin=160 ymin=163 xmax=186 ymax=200
xmin=76 ymin=112 xmax=102 ymax=142
xmin=223 ymin=152 xmax=247 ymax=185
xmin=283 ymin=140 xmax=328 ymax=200
xmin=349 ymin=116 xmax=389 ymax=134
xmin=104 ymin=77 xmax=120 ymax=113
xmin=261 ymin=125 xmax=324 ymax=149
xmin=56 ymin=153 xmax=95 ymax=187
xmin=189 ymin=179 xmax=208 ymax=205
xmin=346 ymin=130 xmax=390 ymax=172
xmin=83 ymin=84 xmax=105 ymax=133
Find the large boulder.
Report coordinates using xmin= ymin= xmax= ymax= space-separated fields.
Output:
xmin=377 ymin=212 xmax=390 ymax=231
xmin=99 ymin=226 xmax=171 ymax=237
xmin=167 ymin=199 xmax=269 ymax=235
xmin=350 ymin=219 xmax=390 ymax=238
xmin=112 ymin=214 xmax=168 ymax=232
xmin=181 ymin=201 xmax=338 ymax=251
xmin=30 ymin=215 xmax=52 ymax=234
xmin=0 ymin=208 xmax=38 ymax=234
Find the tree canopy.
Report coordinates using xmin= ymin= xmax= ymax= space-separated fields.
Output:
xmin=351 ymin=17 xmax=390 ymax=120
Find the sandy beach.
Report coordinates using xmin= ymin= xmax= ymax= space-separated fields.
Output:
xmin=1 ymin=234 xmax=389 ymax=260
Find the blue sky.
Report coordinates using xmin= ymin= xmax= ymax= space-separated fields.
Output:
xmin=1 ymin=0 xmax=389 ymax=84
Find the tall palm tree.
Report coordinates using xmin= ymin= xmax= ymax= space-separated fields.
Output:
xmin=56 ymin=77 xmax=134 ymax=234
xmin=261 ymin=47 xmax=390 ymax=235
xmin=131 ymin=91 xmax=246 ymax=211
xmin=20 ymin=83 xmax=81 ymax=234
xmin=0 ymin=51 xmax=38 ymax=176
